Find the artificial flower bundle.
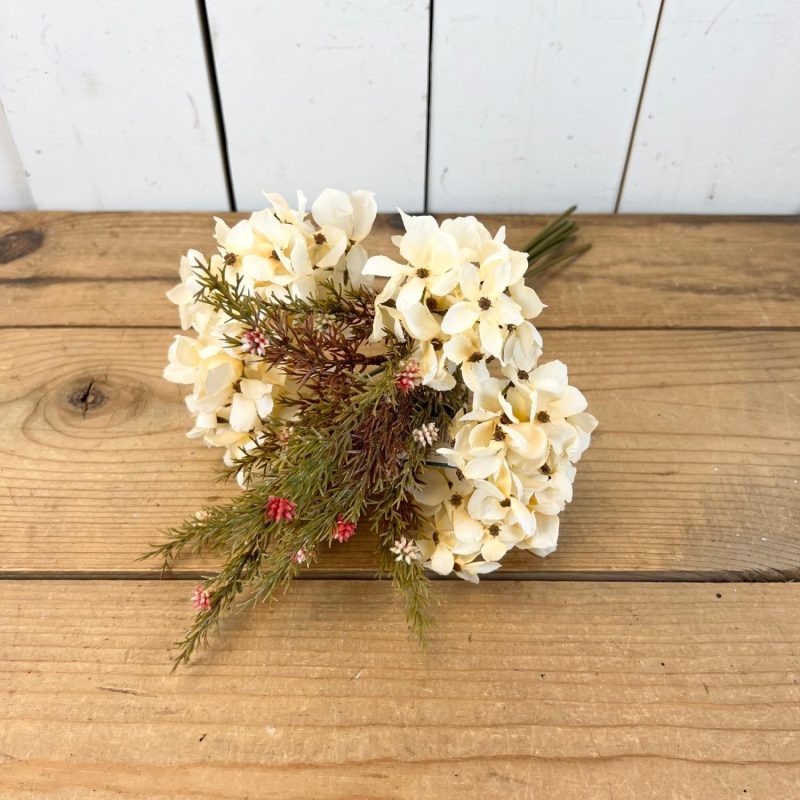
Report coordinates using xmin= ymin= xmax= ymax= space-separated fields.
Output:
xmin=148 ymin=189 xmax=596 ymax=666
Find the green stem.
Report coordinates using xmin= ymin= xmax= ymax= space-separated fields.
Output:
xmin=520 ymin=205 xmax=577 ymax=252
xmin=522 ymin=206 xmax=589 ymax=281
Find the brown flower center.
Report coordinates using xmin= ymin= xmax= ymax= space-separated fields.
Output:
xmin=536 ymin=411 xmax=551 ymax=423
xmin=478 ymin=297 xmax=492 ymax=311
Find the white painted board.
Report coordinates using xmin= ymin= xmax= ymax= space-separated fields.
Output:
xmin=207 ymin=0 xmax=430 ymax=212
xmin=620 ymin=0 xmax=800 ymax=214
xmin=0 ymin=1 xmax=228 ymax=210
xmin=0 ymin=102 xmax=32 ymax=210
xmin=427 ymin=0 xmax=661 ymax=213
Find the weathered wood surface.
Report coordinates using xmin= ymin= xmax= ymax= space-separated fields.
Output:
xmin=1 ymin=327 xmax=797 ymax=577
xmin=1 ymin=581 xmax=799 ymax=799
xmin=1 ymin=212 xmax=798 ymax=328
xmin=2 ymin=211 xmax=799 ymax=798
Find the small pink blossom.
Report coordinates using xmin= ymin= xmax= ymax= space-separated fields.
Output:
xmin=333 ymin=515 xmax=357 ymax=543
xmin=191 ymin=585 xmax=211 ymax=611
xmin=395 ymin=360 xmax=420 ymax=393
xmin=265 ymin=496 xmax=297 ymax=523
xmin=292 ymin=546 xmax=308 ymax=564
xmin=412 ymin=421 xmax=439 ymax=446
xmin=390 ymin=536 xmax=419 ymax=565
xmin=241 ymin=329 xmax=268 ymax=357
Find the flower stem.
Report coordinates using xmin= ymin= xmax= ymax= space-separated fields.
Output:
xmin=522 ymin=206 xmax=590 ymax=280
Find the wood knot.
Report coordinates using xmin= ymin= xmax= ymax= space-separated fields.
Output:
xmin=68 ymin=379 xmax=107 ymax=417
xmin=0 ymin=229 xmax=45 ymax=264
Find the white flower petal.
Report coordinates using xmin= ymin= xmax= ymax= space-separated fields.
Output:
xmin=481 ymin=536 xmax=508 ymax=562
xmin=229 ymin=393 xmax=257 ymax=432
xmin=413 ymin=469 xmax=451 ymax=507
xmin=463 ymin=453 xmax=502 ymax=480
xmin=529 ymin=514 xmax=559 ymax=557
xmin=399 ymin=215 xmax=440 ymax=267
xmin=549 ymin=385 xmax=588 ymax=418
xmin=478 ymin=317 xmax=504 ymax=360
xmin=429 ymin=544 xmax=455 ymax=575
xmin=441 ymin=301 xmax=481 ymax=335
xmin=345 ymin=245 xmax=370 ymax=288
xmin=349 ymin=190 xmax=377 ymax=241
xmin=311 ymin=188 xmax=354 ymax=233
xmin=491 ymin=293 xmax=524 ymax=326
xmin=480 ymin=260 xmax=511 ymax=297
xmin=363 ymin=255 xmax=405 ymax=277
xmin=396 ymin=276 xmax=425 ymax=309
xmin=428 ymin=268 xmax=461 ymax=297
xmin=459 ymin=263 xmax=481 ymax=301
xmin=509 ymin=282 xmax=545 ymax=319
xmin=452 ymin=507 xmax=484 ymax=544
xmin=400 ymin=302 xmax=440 ymax=341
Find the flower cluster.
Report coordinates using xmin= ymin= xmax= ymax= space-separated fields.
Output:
xmin=155 ymin=190 xmax=595 ymax=665
xmin=164 ymin=189 xmax=377 ymax=480
xmin=365 ymin=213 xmax=597 ymax=582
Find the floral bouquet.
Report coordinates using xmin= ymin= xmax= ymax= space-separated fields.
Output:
xmin=145 ymin=189 xmax=597 ymax=667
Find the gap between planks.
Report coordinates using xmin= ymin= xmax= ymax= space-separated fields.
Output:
xmin=2 ymin=569 xmax=800 ymax=583
xmin=3 ymin=324 xmax=800 ymax=332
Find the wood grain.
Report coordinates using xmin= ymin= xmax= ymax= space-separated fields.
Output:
xmin=1 ymin=326 xmax=797 ymax=577
xmin=1 ymin=580 xmax=799 ymax=799
xmin=0 ymin=212 xmax=798 ymax=328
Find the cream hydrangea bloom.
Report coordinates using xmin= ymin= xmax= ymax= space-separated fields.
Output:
xmin=373 ymin=207 xmax=599 ymax=581
xmin=164 ymin=188 xmax=379 ymax=484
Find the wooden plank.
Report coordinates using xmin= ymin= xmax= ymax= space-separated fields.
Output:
xmin=206 ymin=0 xmax=429 ymax=212
xmin=428 ymin=0 xmax=661 ymax=212
xmin=620 ymin=1 xmax=800 ymax=213
xmin=0 ymin=212 xmax=797 ymax=328
xmin=1 ymin=580 xmax=799 ymax=798
xmin=1 ymin=327 xmax=798 ymax=577
xmin=0 ymin=3 xmax=228 ymax=210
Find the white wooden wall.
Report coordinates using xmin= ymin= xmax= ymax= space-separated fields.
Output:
xmin=0 ymin=1 xmax=227 ymax=211
xmin=428 ymin=0 xmax=661 ymax=212
xmin=1 ymin=1 xmax=798 ymax=214
xmin=620 ymin=0 xmax=800 ymax=213
xmin=206 ymin=0 xmax=430 ymax=212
